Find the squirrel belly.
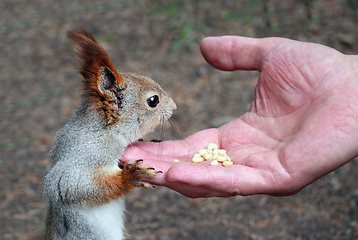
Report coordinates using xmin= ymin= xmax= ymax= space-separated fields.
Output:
xmin=85 ymin=198 xmax=126 ymax=239
xmin=46 ymin=198 xmax=125 ymax=240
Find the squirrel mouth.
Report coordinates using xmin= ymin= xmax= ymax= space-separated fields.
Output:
xmin=136 ymin=138 xmax=162 ymax=143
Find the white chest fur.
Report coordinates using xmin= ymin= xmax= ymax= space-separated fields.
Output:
xmin=84 ymin=198 xmax=126 ymax=240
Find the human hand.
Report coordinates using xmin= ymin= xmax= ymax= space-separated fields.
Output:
xmin=122 ymin=36 xmax=358 ymax=198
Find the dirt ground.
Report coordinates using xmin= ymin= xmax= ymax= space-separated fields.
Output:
xmin=1 ymin=0 xmax=358 ymax=239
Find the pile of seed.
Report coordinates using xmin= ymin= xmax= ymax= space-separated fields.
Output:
xmin=191 ymin=143 xmax=233 ymax=167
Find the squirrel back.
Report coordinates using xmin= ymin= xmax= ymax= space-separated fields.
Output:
xmin=44 ymin=29 xmax=176 ymax=240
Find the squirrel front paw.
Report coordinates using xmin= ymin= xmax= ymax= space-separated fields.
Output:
xmin=122 ymin=159 xmax=162 ymax=188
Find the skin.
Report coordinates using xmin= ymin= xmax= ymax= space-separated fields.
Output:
xmin=122 ymin=36 xmax=358 ymax=198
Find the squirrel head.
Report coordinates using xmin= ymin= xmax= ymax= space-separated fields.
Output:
xmin=68 ymin=29 xmax=176 ymax=140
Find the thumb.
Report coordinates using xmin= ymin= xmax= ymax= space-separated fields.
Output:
xmin=200 ymin=36 xmax=285 ymax=72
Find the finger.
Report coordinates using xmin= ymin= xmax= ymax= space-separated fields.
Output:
xmin=122 ymin=141 xmax=187 ymax=161
xmin=200 ymin=36 xmax=284 ymax=72
xmin=140 ymin=161 xmax=237 ymax=198
xmin=165 ymin=182 xmax=233 ymax=198
xmin=122 ymin=128 xmax=219 ymax=162
xmin=166 ymin=163 xmax=275 ymax=196
xmin=140 ymin=158 xmax=285 ymax=197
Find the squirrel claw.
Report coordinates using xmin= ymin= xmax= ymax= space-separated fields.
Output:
xmin=123 ymin=159 xmax=161 ymax=188
xmin=141 ymin=182 xmax=155 ymax=189
xmin=146 ymin=169 xmax=162 ymax=178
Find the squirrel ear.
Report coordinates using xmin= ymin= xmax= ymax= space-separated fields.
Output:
xmin=101 ymin=67 xmax=117 ymax=91
xmin=68 ymin=29 xmax=126 ymax=95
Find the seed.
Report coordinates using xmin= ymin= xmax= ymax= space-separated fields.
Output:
xmin=198 ymin=149 xmax=209 ymax=156
xmin=210 ymin=160 xmax=219 ymax=166
xmin=173 ymin=159 xmax=180 ymax=162
xmin=215 ymin=155 xmax=227 ymax=162
xmin=192 ymin=157 xmax=204 ymax=163
xmin=207 ymin=143 xmax=219 ymax=151
xmin=223 ymin=161 xmax=233 ymax=167
xmin=201 ymin=152 xmax=213 ymax=160
xmin=218 ymin=149 xmax=227 ymax=156
xmin=190 ymin=143 xmax=232 ymax=167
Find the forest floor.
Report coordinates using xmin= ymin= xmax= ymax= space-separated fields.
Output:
xmin=1 ymin=1 xmax=358 ymax=239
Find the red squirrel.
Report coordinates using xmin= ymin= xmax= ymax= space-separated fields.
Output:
xmin=43 ymin=29 xmax=176 ymax=240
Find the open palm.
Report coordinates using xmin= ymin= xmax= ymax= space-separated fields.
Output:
xmin=123 ymin=36 xmax=358 ymax=198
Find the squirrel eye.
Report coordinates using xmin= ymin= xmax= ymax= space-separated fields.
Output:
xmin=147 ymin=95 xmax=160 ymax=108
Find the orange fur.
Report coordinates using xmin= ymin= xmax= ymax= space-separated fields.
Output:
xmin=93 ymin=161 xmax=151 ymax=205
xmin=68 ymin=29 xmax=126 ymax=126
xmin=93 ymin=170 xmax=132 ymax=205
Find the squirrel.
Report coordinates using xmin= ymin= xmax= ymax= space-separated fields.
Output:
xmin=43 ymin=29 xmax=176 ymax=240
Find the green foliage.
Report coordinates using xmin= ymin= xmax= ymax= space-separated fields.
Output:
xmin=224 ymin=1 xmax=263 ymax=23
xmin=311 ymin=14 xmax=320 ymax=25
xmin=243 ymin=1 xmax=264 ymax=10
xmin=152 ymin=0 xmax=181 ymax=16
xmin=170 ymin=21 xmax=195 ymax=52
xmin=224 ymin=11 xmax=253 ymax=23
xmin=270 ymin=24 xmax=280 ymax=33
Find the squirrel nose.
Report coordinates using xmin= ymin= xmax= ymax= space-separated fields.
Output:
xmin=169 ymin=98 xmax=177 ymax=110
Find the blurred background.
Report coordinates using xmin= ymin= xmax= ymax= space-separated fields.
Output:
xmin=1 ymin=0 xmax=358 ymax=239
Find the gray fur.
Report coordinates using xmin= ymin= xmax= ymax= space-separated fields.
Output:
xmin=44 ymin=71 xmax=176 ymax=239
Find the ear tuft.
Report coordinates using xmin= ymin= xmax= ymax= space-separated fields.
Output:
xmin=68 ymin=28 xmax=126 ymax=90
xmin=69 ymin=29 xmax=126 ymax=125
